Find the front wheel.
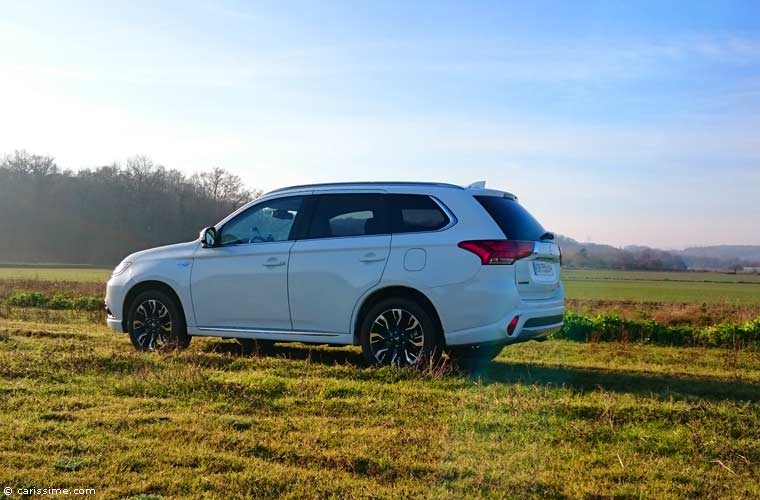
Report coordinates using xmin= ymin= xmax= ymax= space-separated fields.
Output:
xmin=127 ymin=290 xmax=190 ymax=351
xmin=359 ymin=297 xmax=440 ymax=367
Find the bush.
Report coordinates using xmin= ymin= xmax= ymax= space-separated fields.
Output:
xmin=554 ymin=312 xmax=760 ymax=348
xmin=6 ymin=291 xmax=49 ymax=308
xmin=47 ymin=294 xmax=73 ymax=309
xmin=71 ymin=295 xmax=103 ymax=311
xmin=5 ymin=291 xmax=102 ymax=311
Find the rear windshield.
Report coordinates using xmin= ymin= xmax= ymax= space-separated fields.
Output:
xmin=475 ymin=195 xmax=546 ymax=241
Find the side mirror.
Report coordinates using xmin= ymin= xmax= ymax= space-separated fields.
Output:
xmin=200 ymin=226 xmax=217 ymax=247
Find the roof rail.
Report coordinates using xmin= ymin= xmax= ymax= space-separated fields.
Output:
xmin=266 ymin=181 xmax=465 ymax=194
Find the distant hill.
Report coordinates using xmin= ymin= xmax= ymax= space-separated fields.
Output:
xmin=557 ymin=237 xmax=760 ymax=272
xmin=681 ymin=246 xmax=760 ymax=261
xmin=678 ymin=246 xmax=760 ymax=271
xmin=556 ymin=235 xmax=687 ymax=271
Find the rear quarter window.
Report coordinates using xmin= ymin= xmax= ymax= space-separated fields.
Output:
xmin=389 ymin=194 xmax=450 ymax=233
xmin=475 ymin=195 xmax=546 ymax=241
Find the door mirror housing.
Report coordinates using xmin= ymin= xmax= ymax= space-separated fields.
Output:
xmin=200 ymin=226 xmax=217 ymax=247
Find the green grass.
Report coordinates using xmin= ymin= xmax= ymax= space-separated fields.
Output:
xmin=3 ymin=265 xmax=760 ymax=304
xmin=563 ymin=269 xmax=760 ymax=284
xmin=1 ymin=313 xmax=759 ymax=499
xmin=564 ymin=269 xmax=760 ymax=304
xmin=0 ymin=266 xmax=111 ymax=282
xmin=3 ymin=264 xmax=760 ymax=302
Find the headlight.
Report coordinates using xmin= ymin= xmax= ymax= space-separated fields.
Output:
xmin=112 ymin=261 xmax=132 ymax=276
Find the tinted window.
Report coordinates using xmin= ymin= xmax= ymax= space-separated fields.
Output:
xmin=390 ymin=194 xmax=450 ymax=233
xmin=475 ymin=195 xmax=546 ymax=241
xmin=306 ymin=194 xmax=388 ymax=239
xmin=219 ymin=196 xmax=303 ymax=245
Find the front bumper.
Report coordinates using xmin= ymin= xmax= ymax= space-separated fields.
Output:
xmin=106 ymin=317 xmax=124 ymax=332
xmin=105 ymin=277 xmax=128 ymax=333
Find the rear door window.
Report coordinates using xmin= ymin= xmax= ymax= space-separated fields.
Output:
xmin=389 ymin=194 xmax=450 ymax=233
xmin=475 ymin=195 xmax=546 ymax=241
xmin=305 ymin=194 xmax=388 ymax=239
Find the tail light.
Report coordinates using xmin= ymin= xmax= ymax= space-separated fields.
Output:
xmin=507 ymin=315 xmax=519 ymax=335
xmin=457 ymin=240 xmax=535 ymax=265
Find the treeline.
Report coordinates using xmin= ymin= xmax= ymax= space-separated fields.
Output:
xmin=557 ymin=235 xmax=760 ymax=271
xmin=557 ymin=235 xmax=689 ymax=271
xmin=0 ymin=150 xmax=260 ymax=266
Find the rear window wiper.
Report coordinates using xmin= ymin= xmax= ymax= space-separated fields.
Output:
xmin=539 ymin=232 xmax=554 ymax=241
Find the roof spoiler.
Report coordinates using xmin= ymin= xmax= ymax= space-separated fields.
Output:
xmin=466 ymin=180 xmax=518 ymax=200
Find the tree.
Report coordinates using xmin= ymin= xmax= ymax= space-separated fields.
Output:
xmin=0 ymin=150 xmax=59 ymax=176
xmin=0 ymin=150 xmax=262 ymax=265
xmin=190 ymin=167 xmax=260 ymax=206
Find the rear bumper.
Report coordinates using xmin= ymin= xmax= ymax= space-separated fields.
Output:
xmin=444 ymin=299 xmax=564 ymax=346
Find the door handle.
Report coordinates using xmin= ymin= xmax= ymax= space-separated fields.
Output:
xmin=263 ymin=258 xmax=286 ymax=267
xmin=359 ymin=253 xmax=386 ymax=263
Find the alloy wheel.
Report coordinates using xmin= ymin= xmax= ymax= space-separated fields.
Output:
xmin=369 ymin=308 xmax=425 ymax=366
xmin=132 ymin=299 xmax=173 ymax=350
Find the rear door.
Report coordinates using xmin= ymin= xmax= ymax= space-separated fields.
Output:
xmin=475 ymin=195 xmax=561 ymax=300
xmin=288 ymin=192 xmax=391 ymax=333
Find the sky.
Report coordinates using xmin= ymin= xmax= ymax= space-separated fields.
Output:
xmin=1 ymin=0 xmax=759 ymax=249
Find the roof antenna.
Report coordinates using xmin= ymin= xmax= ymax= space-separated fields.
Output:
xmin=466 ymin=181 xmax=486 ymax=189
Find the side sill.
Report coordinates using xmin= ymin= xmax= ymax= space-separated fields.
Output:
xmin=189 ymin=326 xmax=353 ymax=345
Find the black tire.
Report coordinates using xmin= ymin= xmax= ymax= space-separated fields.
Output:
xmin=127 ymin=289 xmax=190 ymax=351
xmin=237 ymin=338 xmax=275 ymax=356
xmin=359 ymin=297 xmax=441 ymax=367
xmin=447 ymin=343 xmax=504 ymax=371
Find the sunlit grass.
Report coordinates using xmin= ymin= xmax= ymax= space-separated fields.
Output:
xmin=1 ymin=317 xmax=758 ymax=499
xmin=0 ymin=266 xmax=110 ymax=282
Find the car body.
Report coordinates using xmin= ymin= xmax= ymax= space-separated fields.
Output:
xmin=105 ymin=181 xmax=564 ymax=365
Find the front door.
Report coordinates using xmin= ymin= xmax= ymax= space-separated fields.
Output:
xmin=191 ymin=195 xmax=305 ymax=330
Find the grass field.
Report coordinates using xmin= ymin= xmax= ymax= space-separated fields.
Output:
xmin=2 ymin=266 xmax=760 ymax=305
xmin=0 ymin=266 xmax=111 ymax=283
xmin=563 ymin=268 xmax=760 ymax=304
xmin=1 ymin=267 xmax=759 ymax=498
xmin=1 ymin=312 xmax=759 ymax=499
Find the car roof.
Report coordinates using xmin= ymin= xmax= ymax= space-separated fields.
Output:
xmin=266 ymin=180 xmax=517 ymax=199
xmin=266 ymin=181 xmax=464 ymax=194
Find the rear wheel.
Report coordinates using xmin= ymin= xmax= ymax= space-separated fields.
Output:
xmin=127 ymin=289 xmax=190 ymax=351
xmin=359 ymin=297 xmax=440 ymax=367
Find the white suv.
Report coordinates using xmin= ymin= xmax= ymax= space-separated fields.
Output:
xmin=105 ymin=181 xmax=564 ymax=366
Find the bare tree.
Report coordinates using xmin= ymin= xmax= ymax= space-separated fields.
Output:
xmin=191 ymin=167 xmax=260 ymax=205
xmin=0 ymin=150 xmax=59 ymax=176
xmin=0 ymin=150 xmax=262 ymax=265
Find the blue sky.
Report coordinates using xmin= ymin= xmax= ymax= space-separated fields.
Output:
xmin=1 ymin=0 xmax=759 ymax=248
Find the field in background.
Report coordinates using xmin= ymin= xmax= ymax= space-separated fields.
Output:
xmin=563 ymin=268 xmax=760 ymax=304
xmin=0 ymin=266 xmax=110 ymax=283
xmin=2 ymin=266 xmax=760 ymax=298
xmin=0 ymin=314 xmax=758 ymax=499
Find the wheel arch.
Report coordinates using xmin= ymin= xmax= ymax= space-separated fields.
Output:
xmin=122 ymin=280 xmax=187 ymax=332
xmin=352 ymin=285 xmax=445 ymax=346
